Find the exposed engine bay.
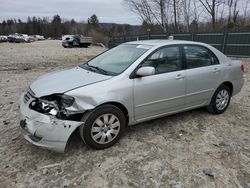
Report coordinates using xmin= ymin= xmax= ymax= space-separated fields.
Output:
xmin=27 ymin=93 xmax=83 ymax=121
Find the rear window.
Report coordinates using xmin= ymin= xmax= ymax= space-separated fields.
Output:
xmin=184 ymin=45 xmax=219 ymax=69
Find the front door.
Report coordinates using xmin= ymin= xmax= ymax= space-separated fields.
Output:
xmin=133 ymin=45 xmax=186 ymax=121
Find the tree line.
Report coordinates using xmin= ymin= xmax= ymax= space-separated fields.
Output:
xmin=125 ymin=0 xmax=250 ymax=33
xmin=1 ymin=0 xmax=250 ymax=40
xmin=0 ymin=15 xmax=92 ymax=38
xmin=0 ymin=14 xmax=136 ymax=41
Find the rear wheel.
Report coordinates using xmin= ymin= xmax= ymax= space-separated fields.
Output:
xmin=80 ymin=104 xmax=126 ymax=149
xmin=207 ymin=84 xmax=231 ymax=114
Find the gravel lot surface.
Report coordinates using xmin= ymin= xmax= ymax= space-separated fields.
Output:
xmin=0 ymin=40 xmax=249 ymax=188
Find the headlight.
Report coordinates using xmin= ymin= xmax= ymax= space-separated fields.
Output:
xmin=29 ymin=98 xmax=59 ymax=116
xmin=61 ymin=95 xmax=75 ymax=107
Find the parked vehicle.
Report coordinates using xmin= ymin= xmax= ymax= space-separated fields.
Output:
xmin=8 ymin=34 xmax=30 ymax=43
xmin=28 ymin=36 xmax=36 ymax=42
xmin=7 ymin=34 xmax=17 ymax=42
xmin=62 ymin=35 xmax=92 ymax=48
xmin=19 ymin=40 xmax=244 ymax=152
xmin=0 ymin=35 xmax=8 ymax=42
xmin=35 ymin=35 xmax=45 ymax=40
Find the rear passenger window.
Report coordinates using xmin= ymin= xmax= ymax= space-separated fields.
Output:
xmin=184 ymin=46 xmax=219 ymax=69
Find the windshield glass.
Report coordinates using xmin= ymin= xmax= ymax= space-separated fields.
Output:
xmin=80 ymin=44 xmax=151 ymax=75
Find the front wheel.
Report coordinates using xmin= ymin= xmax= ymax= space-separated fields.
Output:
xmin=207 ymin=85 xmax=231 ymax=114
xmin=80 ymin=104 xmax=126 ymax=149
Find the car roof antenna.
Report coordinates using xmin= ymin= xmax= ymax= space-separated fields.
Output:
xmin=168 ymin=35 xmax=174 ymax=40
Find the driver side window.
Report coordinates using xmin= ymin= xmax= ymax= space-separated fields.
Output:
xmin=142 ymin=46 xmax=181 ymax=74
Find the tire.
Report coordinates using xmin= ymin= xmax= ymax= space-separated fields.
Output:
xmin=206 ymin=84 xmax=231 ymax=114
xmin=80 ymin=104 xmax=126 ymax=149
xmin=68 ymin=42 xmax=73 ymax=48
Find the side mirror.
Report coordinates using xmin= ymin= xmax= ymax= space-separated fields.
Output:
xmin=136 ymin=66 xmax=155 ymax=77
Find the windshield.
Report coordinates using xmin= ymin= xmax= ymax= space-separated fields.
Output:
xmin=80 ymin=44 xmax=151 ymax=75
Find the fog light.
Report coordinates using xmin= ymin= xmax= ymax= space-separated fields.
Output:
xmin=20 ymin=120 xmax=27 ymax=129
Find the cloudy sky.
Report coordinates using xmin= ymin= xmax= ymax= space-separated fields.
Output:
xmin=0 ymin=0 xmax=140 ymax=25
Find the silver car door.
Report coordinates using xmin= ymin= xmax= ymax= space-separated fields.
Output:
xmin=183 ymin=45 xmax=222 ymax=107
xmin=133 ymin=45 xmax=186 ymax=121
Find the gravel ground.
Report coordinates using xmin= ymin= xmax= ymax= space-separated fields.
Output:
xmin=0 ymin=40 xmax=249 ymax=188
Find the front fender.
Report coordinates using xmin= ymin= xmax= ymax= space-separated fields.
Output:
xmin=65 ymin=76 xmax=135 ymax=124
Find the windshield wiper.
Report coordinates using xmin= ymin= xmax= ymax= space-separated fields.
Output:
xmin=85 ymin=63 xmax=114 ymax=75
xmin=87 ymin=64 xmax=108 ymax=75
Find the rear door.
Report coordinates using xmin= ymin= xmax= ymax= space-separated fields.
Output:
xmin=183 ymin=45 xmax=222 ymax=107
xmin=133 ymin=45 xmax=186 ymax=121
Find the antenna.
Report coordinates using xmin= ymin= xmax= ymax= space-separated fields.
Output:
xmin=168 ymin=35 xmax=174 ymax=40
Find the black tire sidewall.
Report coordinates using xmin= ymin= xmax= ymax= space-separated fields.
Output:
xmin=68 ymin=42 xmax=73 ymax=48
xmin=80 ymin=105 xmax=126 ymax=149
xmin=210 ymin=85 xmax=231 ymax=114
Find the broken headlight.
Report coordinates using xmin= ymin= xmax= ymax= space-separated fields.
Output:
xmin=30 ymin=98 xmax=59 ymax=116
xmin=29 ymin=94 xmax=75 ymax=116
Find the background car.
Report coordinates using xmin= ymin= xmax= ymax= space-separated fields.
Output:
xmin=62 ymin=34 xmax=92 ymax=48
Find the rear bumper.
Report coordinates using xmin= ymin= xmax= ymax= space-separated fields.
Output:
xmin=232 ymin=78 xmax=244 ymax=96
xmin=19 ymin=94 xmax=82 ymax=153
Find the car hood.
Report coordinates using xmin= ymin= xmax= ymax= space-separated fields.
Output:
xmin=30 ymin=67 xmax=112 ymax=97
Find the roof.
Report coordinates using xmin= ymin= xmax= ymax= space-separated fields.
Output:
xmin=126 ymin=39 xmax=230 ymax=64
xmin=126 ymin=39 xmax=204 ymax=47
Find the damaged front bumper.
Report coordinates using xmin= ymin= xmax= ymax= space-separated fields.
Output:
xmin=19 ymin=94 xmax=82 ymax=153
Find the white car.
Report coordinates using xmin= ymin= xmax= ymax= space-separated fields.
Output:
xmin=0 ymin=35 xmax=8 ymax=42
xmin=19 ymin=40 xmax=244 ymax=152
xmin=8 ymin=33 xmax=30 ymax=43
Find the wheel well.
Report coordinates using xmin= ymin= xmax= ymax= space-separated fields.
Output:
xmin=102 ymin=102 xmax=129 ymax=125
xmin=221 ymin=81 xmax=233 ymax=95
xmin=67 ymin=102 xmax=129 ymax=124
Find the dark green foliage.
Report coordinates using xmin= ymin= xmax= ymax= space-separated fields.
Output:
xmin=88 ymin=14 xmax=99 ymax=28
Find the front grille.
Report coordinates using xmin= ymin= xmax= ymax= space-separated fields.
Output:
xmin=24 ymin=88 xmax=36 ymax=104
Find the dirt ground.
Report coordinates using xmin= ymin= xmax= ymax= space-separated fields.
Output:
xmin=0 ymin=40 xmax=249 ymax=188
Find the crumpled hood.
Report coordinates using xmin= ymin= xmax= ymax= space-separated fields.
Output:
xmin=30 ymin=67 xmax=112 ymax=97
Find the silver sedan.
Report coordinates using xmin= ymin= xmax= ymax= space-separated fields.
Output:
xmin=19 ymin=40 xmax=244 ymax=152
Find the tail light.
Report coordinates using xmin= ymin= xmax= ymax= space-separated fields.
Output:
xmin=240 ymin=64 xmax=245 ymax=73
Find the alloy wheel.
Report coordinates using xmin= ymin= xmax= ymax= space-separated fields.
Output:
xmin=216 ymin=89 xmax=229 ymax=111
xmin=91 ymin=114 xmax=120 ymax=144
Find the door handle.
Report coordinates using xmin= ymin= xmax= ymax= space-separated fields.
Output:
xmin=213 ymin=68 xmax=220 ymax=73
xmin=176 ymin=74 xmax=185 ymax=80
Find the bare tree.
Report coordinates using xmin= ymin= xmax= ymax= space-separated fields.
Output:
xmin=124 ymin=0 xmax=169 ymax=32
xmin=243 ymin=0 xmax=250 ymax=24
xmin=152 ymin=0 xmax=168 ymax=31
xmin=198 ymin=0 xmax=223 ymax=30
xmin=193 ymin=0 xmax=201 ymax=23
xmin=226 ymin=0 xmax=239 ymax=24
xmin=173 ymin=0 xmax=178 ymax=31
xmin=125 ymin=0 xmax=154 ymax=25
xmin=181 ymin=0 xmax=192 ymax=32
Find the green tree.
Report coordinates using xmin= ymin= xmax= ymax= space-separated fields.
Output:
xmin=52 ymin=14 xmax=61 ymax=24
xmin=51 ymin=14 xmax=62 ymax=38
xmin=88 ymin=14 xmax=99 ymax=28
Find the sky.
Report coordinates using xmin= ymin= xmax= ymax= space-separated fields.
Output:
xmin=0 ymin=0 xmax=140 ymax=25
